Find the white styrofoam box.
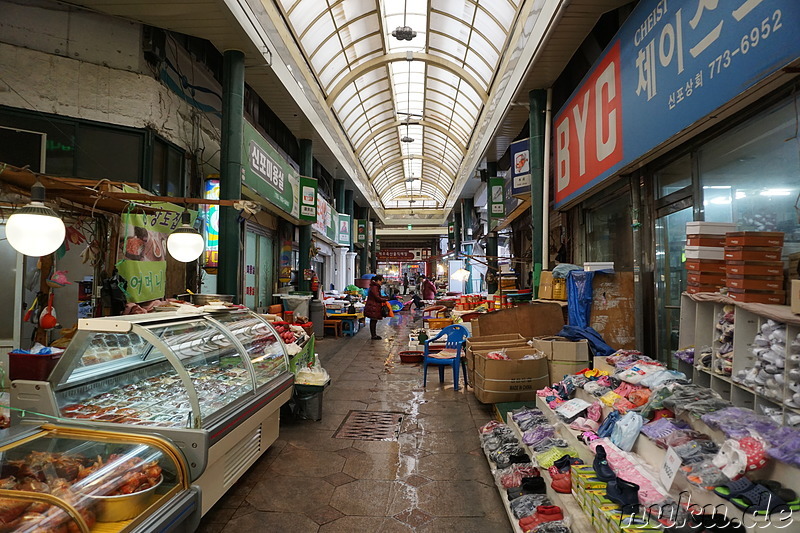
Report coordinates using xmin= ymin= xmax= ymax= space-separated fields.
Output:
xmin=584 ymin=262 xmax=614 ymax=271
xmin=685 ymin=246 xmax=725 ymax=260
xmin=685 ymin=222 xmax=737 ymax=236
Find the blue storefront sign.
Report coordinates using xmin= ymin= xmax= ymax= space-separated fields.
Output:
xmin=554 ymin=0 xmax=800 ymax=207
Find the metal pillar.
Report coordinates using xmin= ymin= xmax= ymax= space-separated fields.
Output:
xmin=487 ymin=232 xmax=498 ymax=294
xmin=357 ymin=206 xmax=368 ymax=276
xmin=630 ymin=175 xmax=645 ymax=352
xmin=453 ymin=211 xmax=462 ymax=257
xmin=529 ymin=89 xmax=547 ymax=297
xmin=334 ymin=179 xmax=345 ymax=212
xmin=298 ymin=138 xmax=313 ymax=292
xmin=344 ymin=189 xmax=354 ymax=252
xmin=218 ymin=50 xmax=245 ymax=301
xmin=370 ymin=217 xmax=378 ymax=273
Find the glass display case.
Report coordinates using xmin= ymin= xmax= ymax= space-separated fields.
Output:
xmin=11 ymin=309 xmax=294 ymax=507
xmin=0 ymin=423 xmax=198 ymax=532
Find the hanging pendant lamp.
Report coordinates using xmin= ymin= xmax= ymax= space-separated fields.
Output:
xmin=6 ymin=181 xmax=66 ymax=257
xmin=167 ymin=211 xmax=204 ymax=262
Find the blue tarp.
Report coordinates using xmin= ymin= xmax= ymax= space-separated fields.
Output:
xmin=557 ymin=324 xmax=616 ymax=357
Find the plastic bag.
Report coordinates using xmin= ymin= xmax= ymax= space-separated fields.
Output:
xmin=295 ymin=359 xmax=330 ymax=385
xmin=610 ymin=411 xmax=644 ymax=451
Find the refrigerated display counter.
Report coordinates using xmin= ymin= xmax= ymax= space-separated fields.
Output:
xmin=0 ymin=423 xmax=198 ymax=532
xmin=11 ymin=309 xmax=294 ymax=514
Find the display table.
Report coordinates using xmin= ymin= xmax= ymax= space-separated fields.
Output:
xmin=326 ymin=312 xmax=364 ymax=336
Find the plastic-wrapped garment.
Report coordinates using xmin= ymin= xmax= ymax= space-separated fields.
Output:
xmin=566 ymin=270 xmax=594 ymax=327
xmin=610 ymin=411 xmax=644 ymax=451
xmin=557 ymin=324 xmax=616 ymax=357
xmin=552 ymin=263 xmax=582 ymax=279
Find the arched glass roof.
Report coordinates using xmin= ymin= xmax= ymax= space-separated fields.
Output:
xmin=277 ymin=0 xmax=523 ymax=209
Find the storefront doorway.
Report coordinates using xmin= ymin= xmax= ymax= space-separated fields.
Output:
xmin=243 ymin=223 xmax=275 ymax=311
xmin=654 ymin=206 xmax=693 ymax=366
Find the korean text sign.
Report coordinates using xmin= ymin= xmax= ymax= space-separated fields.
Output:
xmin=510 ymin=138 xmax=532 ymax=196
xmin=554 ymin=0 xmax=800 ymax=206
xmin=117 ymin=188 xmax=197 ymax=303
xmin=242 ymin=121 xmax=299 ymax=217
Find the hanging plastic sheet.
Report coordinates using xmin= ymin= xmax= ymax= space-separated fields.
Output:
xmin=566 ymin=270 xmax=594 ymax=327
xmin=557 ymin=324 xmax=616 ymax=357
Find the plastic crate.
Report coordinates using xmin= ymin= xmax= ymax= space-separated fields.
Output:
xmin=9 ymin=352 xmax=61 ymax=381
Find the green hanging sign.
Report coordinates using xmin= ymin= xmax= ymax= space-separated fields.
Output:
xmin=355 ymin=219 xmax=367 ymax=244
xmin=242 ymin=121 xmax=299 ymax=218
xmin=489 ymin=177 xmax=505 ymax=219
xmin=299 ymin=176 xmax=317 ymax=221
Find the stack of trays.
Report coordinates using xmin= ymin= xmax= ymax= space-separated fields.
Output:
xmin=725 ymin=231 xmax=785 ymax=304
xmin=685 ymin=222 xmax=736 ymax=294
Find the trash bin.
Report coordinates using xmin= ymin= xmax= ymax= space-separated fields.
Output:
xmin=310 ymin=299 xmax=324 ymax=337
xmin=279 ymin=294 xmax=312 ymax=318
xmin=294 ymin=383 xmax=326 ymax=421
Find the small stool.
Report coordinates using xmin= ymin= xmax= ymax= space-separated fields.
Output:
xmin=341 ymin=318 xmax=358 ymax=337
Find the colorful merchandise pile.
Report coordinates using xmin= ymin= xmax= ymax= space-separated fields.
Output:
xmin=479 ymin=418 xmax=572 ymax=533
xmin=538 ymin=349 xmax=800 ymax=530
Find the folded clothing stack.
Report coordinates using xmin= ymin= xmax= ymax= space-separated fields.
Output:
xmin=734 ymin=320 xmax=787 ymax=402
xmin=712 ymin=306 xmax=735 ymax=377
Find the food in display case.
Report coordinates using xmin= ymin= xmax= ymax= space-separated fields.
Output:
xmin=0 ymin=424 xmax=197 ymax=532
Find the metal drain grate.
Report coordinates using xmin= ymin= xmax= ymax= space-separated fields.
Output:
xmin=334 ymin=410 xmax=405 ymax=441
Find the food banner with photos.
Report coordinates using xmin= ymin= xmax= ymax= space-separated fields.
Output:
xmin=117 ymin=187 xmax=197 ymax=302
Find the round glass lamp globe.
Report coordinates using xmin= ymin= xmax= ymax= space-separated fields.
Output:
xmin=6 ymin=209 xmax=66 ymax=257
xmin=167 ymin=229 xmax=204 ymax=262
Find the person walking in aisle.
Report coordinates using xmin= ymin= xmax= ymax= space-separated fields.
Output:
xmin=402 ymin=273 xmax=409 ymax=295
xmin=364 ymin=274 xmax=389 ymax=340
xmin=419 ymin=274 xmax=437 ymax=301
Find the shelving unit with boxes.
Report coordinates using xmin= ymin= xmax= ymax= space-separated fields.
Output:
xmin=678 ymin=292 xmax=800 ymax=427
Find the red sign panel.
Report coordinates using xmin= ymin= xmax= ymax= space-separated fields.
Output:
xmin=377 ymin=250 xmax=415 ymax=261
xmin=554 ymin=41 xmax=623 ymax=204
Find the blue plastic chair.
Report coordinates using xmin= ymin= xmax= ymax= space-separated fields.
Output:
xmin=423 ymin=324 xmax=471 ymax=391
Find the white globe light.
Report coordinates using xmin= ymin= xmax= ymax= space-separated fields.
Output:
xmin=167 ymin=225 xmax=205 ymax=262
xmin=6 ymin=201 xmax=66 ymax=257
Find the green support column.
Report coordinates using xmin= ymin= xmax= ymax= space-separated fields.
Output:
xmin=453 ymin=211 xmax=462 ymax=258
xmin=334 ymin=179 xmax=345 ymax=212
xmin=218 ymin=50 xmax=245 ymax=301
xmin=487 ymin=232 xmax=498 ymax=294
xmin=298 ymin=139 xmax=313 ymax=292
xmin=357 ymin=206 xmax=369 ymax=276
xmin=344 ymin=189 xmax=354 ymax=252
xmin=529 ymin=89 xmax=547 ymax=297
xmin=370 ymin=217 xmax=378 ymax=273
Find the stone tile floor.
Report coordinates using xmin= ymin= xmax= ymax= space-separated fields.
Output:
xmin=197 ymin=311 xmax=511 ymax=532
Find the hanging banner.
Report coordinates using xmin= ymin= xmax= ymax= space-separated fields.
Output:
xmin=203 ymin=178 xmax=220 ymax=270
xmin=355 ymin=219 xmax=367 ymax=244
xmin=279 ymin=239 xmax=292 ymax=283
xmin=377 ymin=249 xmax=415 ymax=261
xmin=489 ymin=177 xmax=505 ymax=219
xmin=448 ymin=222 xmax=455 ymax=242
xmin=510 ymin=138 xmax=531 ymax=196
xmin=242 ymin=121 xmax=299 ymax=218
xmin=299 ymin=176 xmax=317 ymax=221
xmin=313 ymin=194 xmax=332 ymax=235
xmin=554 ymin=0 xmax=800 ymax=207
xmin=337 ymin=213 xmax=351 ymax=246
xmin=117 ymin=187 xmax=197 ymax=303
xmin=504 ymin=172 xmax=522 ymax=218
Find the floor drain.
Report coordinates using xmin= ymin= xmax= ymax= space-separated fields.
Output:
xmin=334 ymin=410 xmax=405 ymax=441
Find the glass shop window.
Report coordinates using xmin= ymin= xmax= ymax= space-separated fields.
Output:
xmin=77 ymin=124 xmax=144 ymax=182
xmin=585 ymin=192 xmax=633 ymax=270
xmin=0 ymin=110 xmax=76 ymax=176
xmin=152 ymin=138 xmax=185 ymax=197
xmin=698 ymin=96 xmax=800 ymax=258
xmin=656 ymin=154 xmax=692 ymax=198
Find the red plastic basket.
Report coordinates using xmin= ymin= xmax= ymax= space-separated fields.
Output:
xmin=9 ymin=352 xmax=61 ymax=381
xmin=398 ymin=351 xmax=424 ymax=363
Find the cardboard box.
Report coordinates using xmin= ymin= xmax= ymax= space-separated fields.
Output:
xmin=725 ymin=261 xmax=783 ymax=276
xmin=791 ymin=280 xmax=799 ymax=314
xmin=685 ymin=246 xmax=724 ymax=260
xmin=728 ymin=289 xmax=785 ymax=305
xmin=723 ymin=247 xmax=782 ymax=262
xmin=685 ymin=236 xmax=725 ymax=247
xmin=685 ymin=260 xmax=726 ymax=273
xmin=472 ymin=348 xmax=549 ymax=404
xmin=538 ymin=270 xmax=554 ymax=299
xmin=687 ymin=272 xmax=726 ymax=286
xmin=685 ymin=221 xmax=736 ymax=235
xmin=725 ymin=231 xmax=784 ymax=248
xmin=686 ymin=284 xmax=722 ymax=294
xmin=474 ymin=303 xmax=565 ymax=339
xmin=726 ymin=277 xmax=784 ymax=291
xmin=549 ymin=359 xmax=588 ymax=382
xmin=533 ymin=336 xmax=590 ymax=361
xmin=790 ymin=252 xmax=800 ymax=280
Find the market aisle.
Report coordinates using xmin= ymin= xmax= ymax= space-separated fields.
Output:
xmin=197 ymin=312 xmax=512 ymax=532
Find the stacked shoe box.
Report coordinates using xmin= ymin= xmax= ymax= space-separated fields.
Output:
xmin=724 ymin=231 xmax=785 ymax=304
xmin=685 ymin=222 xmax=736 ymax=294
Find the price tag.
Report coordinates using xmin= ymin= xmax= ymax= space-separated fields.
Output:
xmin=555 ymin=398 xmax=590 ymax=419
xmin=660 ymin=446 xmax=682 ymax=489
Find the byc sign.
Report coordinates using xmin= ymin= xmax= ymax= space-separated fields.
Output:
xmin=554 ymin=42 xmax=623 ymax=204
